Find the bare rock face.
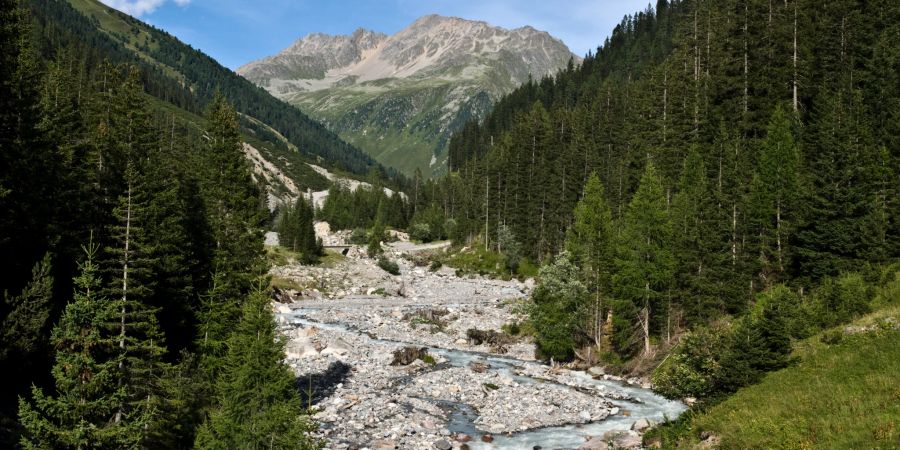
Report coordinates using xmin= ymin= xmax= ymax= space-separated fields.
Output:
xmin=390 ymin=346 xmax=429 ymax=365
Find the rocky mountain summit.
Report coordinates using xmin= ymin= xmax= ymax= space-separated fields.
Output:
xmin=238 ymin=15 xmax=578 ymax=176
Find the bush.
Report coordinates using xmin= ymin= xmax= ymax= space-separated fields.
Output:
xmin=501 ymin=322 xmax=521 ymax=336
xmin=409 ymin=223 xmax=433 ymax=243
xmin=529 ymin=253 xmax=586 ymax=362
xmin=807 ymin=272 xmax=872 ymax=329
xmin=652 ymin=324 xmax=729 ymax=399
xmin=428 ymin=260 xmax=443 ymax=272
xmin=377 ymin=257 xmax=400 ymax=275
xmin=349 ymin=228 xmax=368 ymax=245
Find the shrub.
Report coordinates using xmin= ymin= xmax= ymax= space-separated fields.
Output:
xmin=377 ymin=257 xmax=400 ymax=275
xmin=652 ymin=324 xmax=729 ymax=399
xmin=409 ymin=223 xmax=433 ymax=243
xmin=349 ymin=228 xmax=368 ymax=245
xmin=807 ymin=272 xmax=872 ymax=329
xmin=501 ymin=322 xmax=521 ymax=336
xmin=428 ymin=260 xmax=443 ymax=272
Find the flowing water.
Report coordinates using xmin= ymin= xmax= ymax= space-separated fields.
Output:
xmin=280 ymin=310 xmax=686 ymax=449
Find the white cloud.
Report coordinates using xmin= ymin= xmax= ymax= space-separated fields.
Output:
xmin=100 ymin=0 xmax=190 ymax=17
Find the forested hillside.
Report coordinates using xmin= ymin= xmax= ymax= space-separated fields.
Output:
xmin=25 ymin=0 xmax=390 ymax=179
xmin=0 ymin=0 xmax=320 ymax=447
xmin=410 ymin=0 xmax=898 ymax=370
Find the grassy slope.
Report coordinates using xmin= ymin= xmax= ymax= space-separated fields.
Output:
xmin=661 ymin=304 xmax=900 ymax=450
xmin=60 ymin=0 xmax=375 ymax=191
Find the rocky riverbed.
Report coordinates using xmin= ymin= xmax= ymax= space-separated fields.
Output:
xmin=271 ymin=241 xmax=685 ymax=449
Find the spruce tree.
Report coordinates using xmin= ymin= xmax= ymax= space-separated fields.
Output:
xmin=0 ymin=253 xmax=53 ymax=367
xmin=194 ymin=285 xmax=320 ymax=450
xmin=613 ymin=162 xmax=675 ymax=357
xmin=18 ymin=241 xmax=143 ymax=449
xmin=565 ymin=172 xmax=614 ymax=351
xmin=746 ymin=105 xmax=800 ymax=288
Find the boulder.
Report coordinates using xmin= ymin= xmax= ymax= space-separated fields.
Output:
xmin=390 ymin=347 xmax=429 ymax=366
xmin=481 ymin=434 xmax=494 ymax=443
xmin=469 ymin=359 xmax=490 ymax=373
xmin=371 ymin=439 xmax=397 ymax=450
xmin=631 ymin=418 xmax=653 ymax=432
xmin=601 ymin=430 xmax=642 ymax=449
xmin=284 ymin=339 xmax=318 ymax=359
xmin=433 ymin=439 xmax=452 ymax=450
xmin=578 ymin=437 xmax=610 ymax=450
xmin=587 ymin=366 xmax=605 ymax=377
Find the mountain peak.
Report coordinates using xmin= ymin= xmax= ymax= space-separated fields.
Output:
xmin=237 ymin=15 xmax=578 ymax=175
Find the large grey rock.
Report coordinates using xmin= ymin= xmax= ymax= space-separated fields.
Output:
xmin=433 ymin=439 xmax=452 ymax=450
xmin=578 ymin=437 xmax=610 ymax=450
xmin=631 ymin=418 xmax=653 ymax=432
xmin=602 ymin=430 xmax=642 ymax=449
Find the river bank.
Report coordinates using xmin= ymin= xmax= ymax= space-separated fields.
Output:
xmin=271 ymin=243 xmax=685 ymax=449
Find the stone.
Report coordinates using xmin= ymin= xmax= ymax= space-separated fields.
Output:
xmin=601 ymin=430 xmax=642 ymax=449
xmin=683 ymin=396 xmax=697 ymax=407
xmin=631 ymin=418 xmax=653 ymax=432
xmin=481 ymin=434 xmax=494 ymax=443
xmin=578 ymin=437 xmax=610 ymax=450
xmin=579 ymin=410 xmax=592 ymax=421
xmin=433 ymin=439 xmax=452 ymax=450
xmin=587 ymin=366 xmax=605 ymax=377
xmin=371 ymin=439 xmax=397 ymax=450
xmin=454 ymin=433 xmax=472 ymax=442
xmin=390 ymin=347 xmax=428 ymax=365
xmin=469 ymin=360 xmax=490 ymax=373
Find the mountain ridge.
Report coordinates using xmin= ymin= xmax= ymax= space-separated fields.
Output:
xmin=238 ymin=14 xmax=579 ymax=176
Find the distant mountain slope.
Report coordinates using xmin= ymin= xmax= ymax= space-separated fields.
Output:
xmin=26 ymin=0 xmax=391 ymax=186
xmin=238 ymin=15 xmax=578 ymax=176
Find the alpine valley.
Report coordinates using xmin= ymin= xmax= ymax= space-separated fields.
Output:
xmin=238 ymin=15 xmax=578 ymax=176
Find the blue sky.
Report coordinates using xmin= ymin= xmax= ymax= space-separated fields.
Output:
xmin=101 ymin=0 xmax=652 ymax=70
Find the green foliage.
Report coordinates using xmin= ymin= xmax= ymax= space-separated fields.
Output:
xmin=529 ymin=253 xmax=588 ymax=361
xmin=803 ymin=272 xmax=873 ymax=331
xmin=194 ymin=285 xmax=320 ymax=450
xmin=18 ymin=243 xmax=144 ymax=449
xmin=656 ymin=310 xmax=900 ymax=449
xmin=0 ymin=254 xmax=53 ymax=365
xmin=652 ymin=323 xmax=729 ymax=400
xmin=377 ymin=257 xmax=400 ymax=276
xmin=318 ymin=184 xmax=408 ymax=231
xmin=367 ymin=222 xmax=386 ymax=257
xmin=613 ymin=162 xmax=675 ymax=357
xmin=409 ymin=222 xmax=433 ymax=243
xmin=276 ymin=197 xmax=322 ymax=264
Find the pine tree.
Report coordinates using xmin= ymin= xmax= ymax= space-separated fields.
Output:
xmin=0 ymin=253 xmax=53 ymax=367
xmin=203 ymin=93 xmax=265 ymax=298
xmin=18 ymin=241 xmax=144 ymax=449
xmin=565 ymin=172 xmax=614 ymax=351
xmin=671 ymin=147 xmax=726 ymax=324
xmin=746 ymin=105 xmax=800 ymax=288
xmin=194 ymin=284 xmax=320 ymax=450
xmin=795 ymin=89 xmax=880 ymax=279
xmin=613 ymin=162 xmax=675 ymax=357
xmin=277 ymin=197 xmax=320 ymax=263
